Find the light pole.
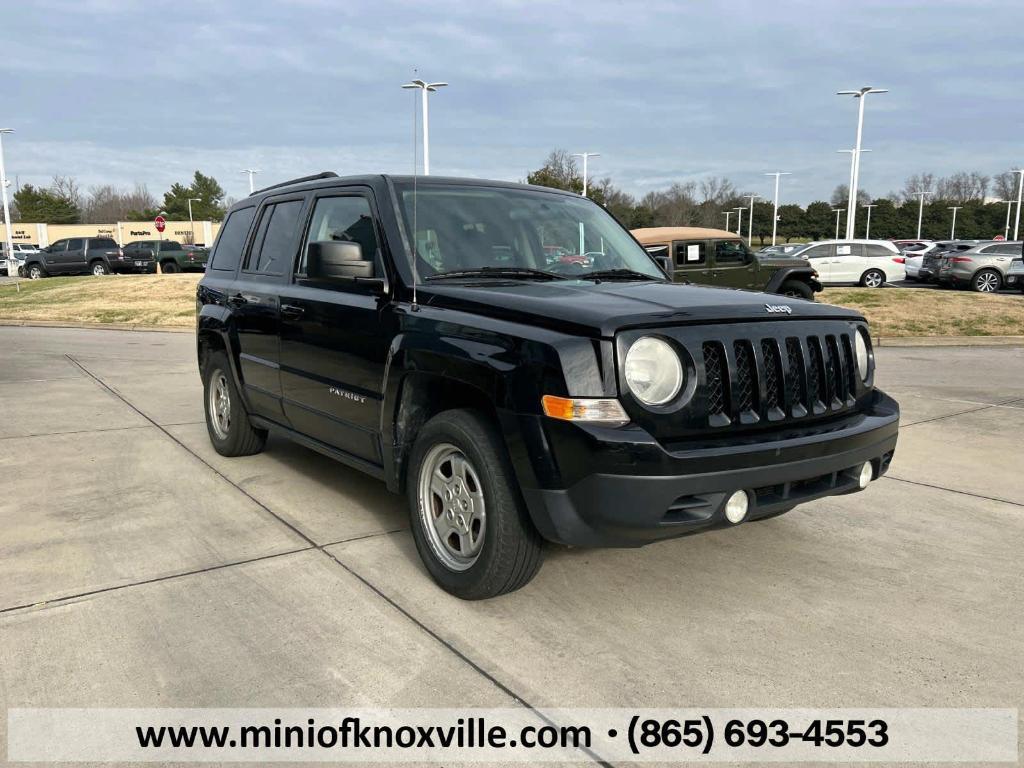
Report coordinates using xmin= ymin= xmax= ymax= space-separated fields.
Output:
xmin=838 ymin=148 xmax=871 ymax=218
xmin=743 ymin=194 xmax=758 ymax=244
xmin=0 ymin=129 xmax=17 ymax=286
xmin=401 ymin=79 xmax=448 ymax=176
xmin=948 ymin=206 xmax=962 ymax=239
xmin=862 ymin=204 xmax=877 ymax=239
xmin=1013 ymin=169 xmax=1024 ymax=241
xmin=833 ymin=208 xmax=845 ymax=240
xmin=913 ymin=191 xmax=928 ymax=240
xmin=764 ymin=172 xmax=791 ymax=246
xmin=837 ymin=86 xmax=888 ymax=238
xmin=723 ymin=211 xmax=733 ymax=232
xmin=187 ymin=197 xmax=201 ymax=245
xmin=998 ymin=199 xmax=1015 ymax=240
xmin=734 ymin=207 xmax=745 ymax=235
xmin=572 ymin=152 xmax=601 ymax=197
xmin=240 ymin=169 xmax=260 ymax=194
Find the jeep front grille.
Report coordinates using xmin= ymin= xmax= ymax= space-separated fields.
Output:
xmin=701 ymin=330 xmax=858 ymax=428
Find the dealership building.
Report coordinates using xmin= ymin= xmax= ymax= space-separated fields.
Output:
xmin=0 ymin=220 xmax=221 ymax=248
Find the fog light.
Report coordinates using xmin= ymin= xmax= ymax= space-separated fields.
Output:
xmin=724 ymin=490 xmax=750 ymax=524
xmin=858 ymin=462 xmax=874 ymax=489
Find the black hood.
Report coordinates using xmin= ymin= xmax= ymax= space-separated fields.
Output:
xmin=420 ymin=279 xmax=861 ymax=338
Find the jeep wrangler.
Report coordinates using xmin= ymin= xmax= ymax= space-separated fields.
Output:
xmin=632 ymin=227 xmax=822 ymax=299
xmin=196 ymin=173 xmax=899 ymax=599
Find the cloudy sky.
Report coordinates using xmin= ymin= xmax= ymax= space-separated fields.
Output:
xmin=4 ymin=0 xmax=1023 ymax=204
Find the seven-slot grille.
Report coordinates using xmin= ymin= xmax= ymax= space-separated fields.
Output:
xmin=702 ymin=331 xmax=858 ymax=427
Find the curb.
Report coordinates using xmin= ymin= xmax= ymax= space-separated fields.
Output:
xmin=0 ymin=319 xmax=192 ymax=334
xmin=876 ymin=335 xmax=1024 ymax=347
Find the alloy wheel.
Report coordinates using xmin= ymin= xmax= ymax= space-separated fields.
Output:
xmin=208 ymin=370 xmax=231 ymax=440
xmin=976 ymin=272 xmax=999 ymax=293
xmin=418 ymin=443 xmax=487 ymax=571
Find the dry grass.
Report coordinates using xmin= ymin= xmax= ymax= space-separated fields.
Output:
xmin=0 ymin=274 xmax=200 ymax=327
xmin=821 ymin=287 xmax=1024 ymax=337
xmin=1 ymin=274 xmax=1022 ymax=337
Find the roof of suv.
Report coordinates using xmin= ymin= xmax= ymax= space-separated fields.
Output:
xmin=631 ymin=227 xmax=741 ymax=243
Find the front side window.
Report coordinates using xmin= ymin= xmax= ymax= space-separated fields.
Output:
xmin=714 ymin=239 xmax=750 ymax=265
xmin=394 ymin=183 xmax=663 ymax=280
xmin=209 ymin=206 xmax=256 ymax=272
xmin=801 ymin=244 xmax=833 ymax=259
xmin=299 ymin=196 xmax=378 ymax=275
xmin=248 ymin=200 xmax=304 ymax=275
xmin=90 ymin=238 xmax=118 ymax=249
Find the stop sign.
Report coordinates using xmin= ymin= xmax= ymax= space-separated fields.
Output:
xmin=154 ymin=215 xmax=166 ymax=233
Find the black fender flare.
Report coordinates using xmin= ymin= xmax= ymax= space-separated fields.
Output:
xmin=765 ymin=265 xmax=822 ymax=294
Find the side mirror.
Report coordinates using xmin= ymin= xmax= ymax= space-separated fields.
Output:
xmin=306 ymin=241 xmax=376 ymax=280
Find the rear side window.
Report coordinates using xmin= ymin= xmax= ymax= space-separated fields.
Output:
xmin=673 ymin=241 xmax=706 ymax=266
xmin=162 ymin=241 xmax=183 ymax=251
xmin=90 ymin=238 xmax=118 ymax=249
xmin=209 ymin=206 xmax=256 ymax=272
xmin=864 ymin=244 xmax=894 ymax=257
xmin=248 ymin=200 xmax=304 ymax=275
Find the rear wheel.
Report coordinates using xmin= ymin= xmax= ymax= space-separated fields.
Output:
xmin=860 ymin=269 xmax=886 ymax=288
xmin=90 ymin=261 xmax=109 ymax=276
xmin=161 ymin=260 xmax=181 ymax=274
xmin=779 ymin=280 xmax=814 ymax=301
xmin=972 ymin=269 xmax=1001 ymax=293
xmin=203 ymin=349 xmax=267 ymax=457
xmin=408 ymin=409 xmax=543 ymax=599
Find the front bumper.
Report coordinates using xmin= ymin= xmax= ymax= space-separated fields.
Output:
xmin=516 ymin=391 xmax=899 ymax=547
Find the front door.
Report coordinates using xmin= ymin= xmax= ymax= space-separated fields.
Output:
xmin=710 ymin=238 xmax=755 ymax=289
xmin=278 ymin=189 xmax=392 ymax=465
xmin=671 ymin=240 xmax=711 ymax=284
xmin=798 ymin=243 xmax=834 ymax=282
xmin=64 ymin=238 xmax=87 ymax=273
xmin=42 ymin=240 xmax=68 ymax=273
xmin=830 ymin=243 xmax=866 ymax=283
xmin=232 ymin=195 xmax=308 ymax=423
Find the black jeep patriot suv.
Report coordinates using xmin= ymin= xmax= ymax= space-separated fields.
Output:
xmin=197 ymin=173 xmax=899 ymax=599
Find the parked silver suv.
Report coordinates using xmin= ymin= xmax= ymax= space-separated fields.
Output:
xmin=936 ymin=241 xmax=1022 ymax=292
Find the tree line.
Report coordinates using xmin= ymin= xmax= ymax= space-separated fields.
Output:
xmin=527 ymin=150 xmax=1021 ymax=242
xmin=7 ymin=171 xmax=229 ymax=224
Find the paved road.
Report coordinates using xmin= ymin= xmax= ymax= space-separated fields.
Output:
xmin=1 ymin=327 xmax=1022 ymax=761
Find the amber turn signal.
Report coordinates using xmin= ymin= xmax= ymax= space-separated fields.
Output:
xmin=541 ymin=395 xmax=629 ymax=426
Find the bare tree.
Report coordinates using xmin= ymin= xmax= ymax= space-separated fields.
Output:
xmin=699 ymin=176 xmax=736 ymax=205
xmin=81 ymin=183 xmax=157 ymax=223
xmin=831 ymin=184 xmax=871 ymax=207
xmin=900 ymin=173 xmax=935 ymax=202
xmin=50 ymin=175 xmax=82 ymax=208
xmin=935 ymin=171 xmax=989 ymax=203
xmin=992 ymin=171 xmax=1017 ymax=201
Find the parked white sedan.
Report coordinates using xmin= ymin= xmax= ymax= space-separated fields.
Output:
xmin=793 ymin=240 xmax=905 ymax=287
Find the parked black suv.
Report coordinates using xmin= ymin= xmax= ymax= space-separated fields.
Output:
xmin=23 ymin=237 xmax=122 ymax=278
xmin=197 ymin=173 xmax=900 ymax=599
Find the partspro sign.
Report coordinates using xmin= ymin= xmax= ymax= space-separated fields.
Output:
xmin=0 ymin=220 xmax=221 ymax=247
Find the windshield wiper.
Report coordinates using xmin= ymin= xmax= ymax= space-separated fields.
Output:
xmin=577 ymin=269 xmax=664 ymax=282
xmin=425 ymin=267 xmax=566 ymax=282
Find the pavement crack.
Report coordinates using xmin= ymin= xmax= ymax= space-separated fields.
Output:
xmin=899 ymin=396 xmax=1024 ymax=427
xmin=883 ymin=475 xmax=1024 ymax=508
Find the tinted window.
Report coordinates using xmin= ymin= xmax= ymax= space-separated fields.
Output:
xmin=66 ymin=238 xmax=84 ymax=249
xmin=801 ymin=244 xmax=833 ymax=259
xmin=991 ymin=243 xmax=1020 ymax=255
xmin=90 ymin=238 xmax=118 ymax=249
xmin=209 ymin=206 xmax=256 ymax=272
xmin=48 ymin=240 xmax=67 ymax=252
xmin=673 ymin=241 xmax=706 ymax=267
xmin=714 ymin=239 xmax=749 ymax=264
xmin=864 ymin=244 xmax=894 ymax=257
xmin=248 ymin=200 xmax=304 ymax=275
xmin=300 ymin=196 xmax=378 ymax=274
xmin=835 ymin=243 xmax=864 ymax=258
xmin=162 ymin=241 xmax=183 ymax=251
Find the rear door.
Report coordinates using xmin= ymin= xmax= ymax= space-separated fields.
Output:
xmin=671 ymin=240 xmax=711 ymax=284
xmin=232 ymin=194 xmax=309 ymax=423
xmin=863 ymin=243 xmax=902 ymax=282
xmin=278 ymin=188 xmax=392 ymax=463
xmin=64 ymin=238 xmax=87 ymax=273
xmin=798 ymin=243 xmax=834 ymax=282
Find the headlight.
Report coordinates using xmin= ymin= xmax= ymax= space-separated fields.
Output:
xmin=855 ymin=328 xmax=871 ymax=381
xmin=624 ymin=336 xmax=683 ymax=405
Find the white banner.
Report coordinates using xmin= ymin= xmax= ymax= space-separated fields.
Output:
xmin=6 ymin=707 xmax=1018 ymax=763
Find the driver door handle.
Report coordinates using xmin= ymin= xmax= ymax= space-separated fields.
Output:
xmin=281 ymin=304 xmax=305 ymax=319
xmin=227 ymin=293 xmax=248 ymax=307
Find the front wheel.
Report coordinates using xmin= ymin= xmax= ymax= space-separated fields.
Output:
xmin=860 ymin=269 xmax=886 ymax=288
xmin=778 ymin=280 xmax=814 ymax=301
xmin=27 ymin=264 xmax=46 ymax=280
xmin=90 ymin=261 xmax=109 ymax=276
xmin=203 ymin=350 xmax=267 ymax=457
xmin=972 ymin=269 xmax=1001 ymax=293
xmin=408 ymin=409 xmax=543 ymax=599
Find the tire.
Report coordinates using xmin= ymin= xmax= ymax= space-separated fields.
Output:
xmin=90 ymin=261 xmax=109 ymax=276
xmin=202 ymin=349 xmax=267 ymax=457
xmin=407 ymin=409 xmax=543 ymax=599
xmin=778 ymin=280 xmax=814 ymax=301
xmin=860 ymin=269 xmax=886 ymax=288
xmin=971 ymin=269 xmax=1001 ymax=293
xmin=162 ymin=261 xmax=181 ymax=274
xmin=27 ymin=263 xmax=46 ymax=280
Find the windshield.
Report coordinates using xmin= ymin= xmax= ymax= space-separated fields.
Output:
xmin=395 ymin=183 xmax=663 ymax=280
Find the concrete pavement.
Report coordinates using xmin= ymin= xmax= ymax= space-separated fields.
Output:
xmin=1 ymin=327 xmax=1022 ymax=762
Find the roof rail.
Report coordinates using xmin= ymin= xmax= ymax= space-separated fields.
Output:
xmin=250 ymin=171 xmax=339 ymax=196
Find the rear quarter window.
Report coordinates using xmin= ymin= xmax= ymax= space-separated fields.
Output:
xmin=209 ymin=207 xmax=256 ymax=272
xmin=90 ymin=238 xmax=118 ymax=249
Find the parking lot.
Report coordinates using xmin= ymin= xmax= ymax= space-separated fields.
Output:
xmin=1 ymin=326 xmax=1022 ymax=750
